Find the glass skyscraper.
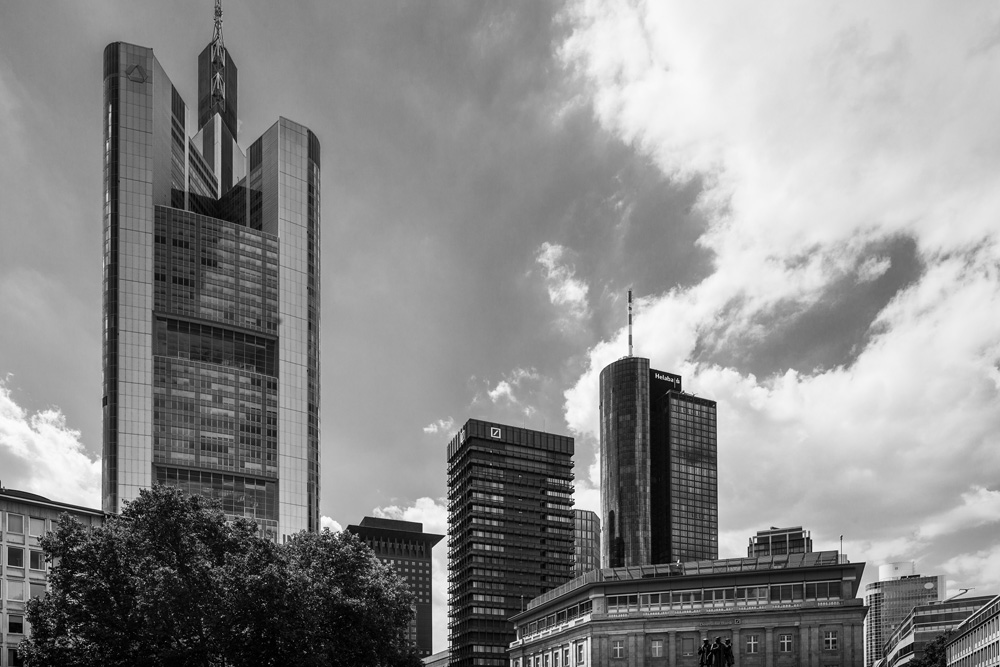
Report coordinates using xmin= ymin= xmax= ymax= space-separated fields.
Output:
xmin=572 ymin=509 xmax=601 ymax=577
xmin=864 ymin=563 xmax=943 ymax=667
xmin=600 ymin=357 xmax=717 ymax=567
xmin=102 ymin=9 xmax=320 ymax=540
xmin=446 ymin=419 xmax=575 ymax=667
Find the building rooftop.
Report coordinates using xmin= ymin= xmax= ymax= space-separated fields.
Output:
xmin=527 ymin=550 xmax=846 ymax=611
xmin=0 ymin=486 xmax=103 ymax=517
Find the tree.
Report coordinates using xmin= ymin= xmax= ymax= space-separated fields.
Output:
xmin=908 ymin=630 xmax=953 ymax=667
xmin=20 ymin=485 xmax=417 ymax=667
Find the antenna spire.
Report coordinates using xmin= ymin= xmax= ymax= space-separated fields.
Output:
xmin=211 ymin=0 xmax=226 ymax=112
xmin=627 ymin=289 xmax=633 ymax=357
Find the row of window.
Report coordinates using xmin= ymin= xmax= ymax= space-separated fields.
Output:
xmin=605 ymin=580 xmax=842 ymax=612
xmin=517 ymin=641 xmax=586 ymax=667
xmin=1 ymin=580 xmax=46 ymax=602
xmin=4 ymin=548 xmax=45 ymax=571
xmin=2 ymin=515 xmax=45 ymax=537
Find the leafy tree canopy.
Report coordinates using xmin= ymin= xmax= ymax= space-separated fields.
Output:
xmin=20 ymin=485 xmax=422 ymax=667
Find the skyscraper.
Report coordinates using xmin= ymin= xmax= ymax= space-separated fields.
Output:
xmin=446 ymin=419 xmax=574 ymax=667
xmin=572 ymin=509 xmax=601 ymax=577
xmin=600 ymin=357 xmax=717 ymax=567
xmin=346 ymin=517 xmax=444 ymax=658
xmin=864 ymin=562 xmax=943 ymax=667
xmin=102 ymin=4 xmax=320 ymax=540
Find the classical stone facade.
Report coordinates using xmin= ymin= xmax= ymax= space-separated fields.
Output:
xmin=508 ymin=551 xmax=867 ymax=667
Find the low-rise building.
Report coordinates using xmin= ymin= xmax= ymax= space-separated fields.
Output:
xmin=508 ymin=550 xmax=866 ymax=667
xmin=946 ymin=593 xmax=1000 ymax=667
xmin=1 ymin=487 xmax=103 ymax=666
xmin=879 ymin=595 xmax=994 ymax=667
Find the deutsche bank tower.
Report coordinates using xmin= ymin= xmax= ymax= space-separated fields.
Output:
xmin=101 ymin=5 xmax=320 ymax=540
xmin=599 ymin=357 xmax=717 ymax=567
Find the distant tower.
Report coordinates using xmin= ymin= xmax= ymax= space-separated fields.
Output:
xmin=863 ymin=563 xmax=943 ymax=667
xmin=102 ymin=4 xmax=321 ymax=539
xmin=599 ymin=293 xmax=718 ymax=567
xmin=572 ymin=509 xmax=601 ymax=577
xmin=346 ymin=517 xmax=444 ymax=658
xmin=748 ymin=526 xmax=813 ymax=557
xmin=446 ymin=420 xmax=574 ymax=667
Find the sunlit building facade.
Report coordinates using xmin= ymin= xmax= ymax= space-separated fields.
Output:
xmin=509 ymin=551 xmax=867 ymax=667
xmin=946 ymin=594 xmax=1000 ymax=667
xmin=447 ymin=419 xmax=575 ymax=667
xmin=102 ymin=9 xmax=320 ymax=541
xmin=864 ymin=564 xmax=943 ymax=667
xmin=599 ymin=358 xmax=717 ymax=568
xmin=880 ymin=596 xmax=994 ymax=667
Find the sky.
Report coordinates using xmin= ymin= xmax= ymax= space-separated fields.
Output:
xmin=2 ymin=0 xmax=1000 ymax=653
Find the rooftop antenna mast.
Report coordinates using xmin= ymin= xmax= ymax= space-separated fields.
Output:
xmin=627 ymin=289 xmax=633 ymax=357
xmin=211 ymin=0 xmax=226 ymax=112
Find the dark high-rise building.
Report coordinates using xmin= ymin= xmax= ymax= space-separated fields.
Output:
xmin=446 ymin=419 xmax=574 ymax=667
xmin=102 ymin=4 xmax=320 ymax=540
xmin=748 ymin=526 xmax=813 ymax=557
xmin=346 ymin=517 xmax=444 ymax=658
xmin=600 ymin=357 xmax=717 ymax=567
xmin=572 ymin=509 xmax=601 ymax=577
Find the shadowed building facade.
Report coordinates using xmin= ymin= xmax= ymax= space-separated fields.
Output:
xmin=573 ymin=510 xmax=601 ymax=578
xmin=447 ymin=419 xmax=575 ymax=667
xmin=599 ymin=357 xmax=717 ymax=568
xmin=102 ymin=6 xmax=320 ymax=540
xmin=347 ymin=517 xmax=444 ymax=658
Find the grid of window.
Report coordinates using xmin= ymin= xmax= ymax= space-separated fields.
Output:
xmin=605 ymin=580 xmax=842 ymax=613
xmin=611 ymin=639 xmax=625 ymax=659
xmin=747 ymin=635 xmax=759 ymax=653
xmin=651 ymin=638 xmax=664 ymax=657
xmin=824 ymin=630 xmax=838 ymax=650
xmin=154 ymin=467 xmax=277 ymax=540
xmin=664 ymin=394 xmax=717 ymax=562
xmin=779 ymin=634 xmax=793 ymax=652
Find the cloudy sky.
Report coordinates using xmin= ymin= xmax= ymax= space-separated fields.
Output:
xmin=3 ymin=0 xmax=1000 ymax=651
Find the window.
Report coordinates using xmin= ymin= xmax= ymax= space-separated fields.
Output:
xmin=612 ymin=639 xmax=625 ymax=659
xmin=681 ymin=637 xmax=694 ymax=656
xmin=651 ymin=639 xmax=664 ymax=657
xmin=7 ymin=513 xmax=24 ymax=534
xmin=8 ymin=648 xmax=25 ymax=667
xmin=30 ymin=582 xmax=46 ymax=599
xmin=824 ymin=630 xmax=838 ymax=650
xmin=563 ymin=647 xmax=569 ymax=666
xmin=7 ymin=580 xmax=25 ymax=601
xmin=576 ymin=643 xmax=585 ymax=664
xmin=30 ymin=550 xmax=45 ymax=570
xmin=8 ymin=614 xmax=24 ymax=634
xmin=7 ymin=546 xmax=25 ymax=568
xmin=779 ymin=634 xmax=793 ymax=652
xmin=29 ymin=517 xmax=45 ymax=537
xmin=747 ymin=635 xmax=759 ymax=653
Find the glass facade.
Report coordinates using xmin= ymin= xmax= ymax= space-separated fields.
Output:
xmin=102 ymin=36 xmax=319 ymax=540
xmin=864 ymin=573 xmax=943 ymax=667
xmin=447 ymin=420 xmax=575 ymax=667
xmin=599 ymin=358 xmax=717 ymax=567
xmin=572 ymin=510 xmax=600 ymax=577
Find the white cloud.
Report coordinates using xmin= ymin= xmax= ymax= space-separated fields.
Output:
xmin=536 ymin=242 xmax=591 ymax=329
xmin=422 ymin=417 xmax=455 ymax=435
xmin=917 ymin=487 xmax=1000 ymax=540
xmin=558 ymin=0 xmax=1000 ymax=572
xmin=0 ymin=378 xmax=101 ymax=508
xmin=485 ymin=368 xmax=542 ymax=416
xmin=373 ymin=497 xmax=449 ymax=653
xmin=320 ymin=516 xmax=343 ymax=533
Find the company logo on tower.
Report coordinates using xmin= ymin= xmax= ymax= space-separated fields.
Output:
xmin=490 ymin=427 xmax=502 ymax=439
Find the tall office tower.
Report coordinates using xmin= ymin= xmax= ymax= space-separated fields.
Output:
xmin=102 ymin=4 xmax=321 ymax=541
xmin=600 ymin=357 xmax=717 ymax=568
xmin=748 ymin=526 xmax=813 ymax=557
xmin=864 ymin=562 xmax=943 ymax=667
xmin=446 ymin=419 xmax=575 ymax=667
xmin=346 ymin=517 xmax=444 ymax=658
xmin=572 ymin=509 xmax=601 ymax=577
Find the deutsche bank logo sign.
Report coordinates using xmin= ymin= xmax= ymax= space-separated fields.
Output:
xmin=490 ymin=427 xmax=502 ymax=439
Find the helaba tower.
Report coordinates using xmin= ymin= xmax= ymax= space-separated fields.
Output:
xmin=599 ymin=292 xmax=717 ymax=566
xmin=102 ymin=2 xmax=320 ymax=540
